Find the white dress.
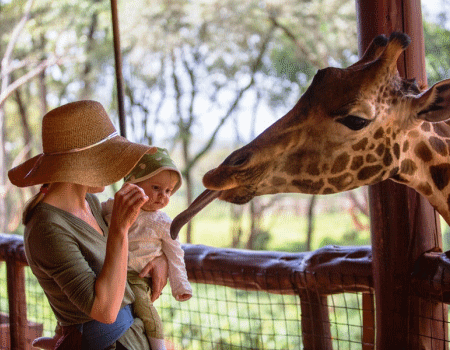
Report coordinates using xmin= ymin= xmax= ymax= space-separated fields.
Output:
xmin=102 ymin=199 xmax=192 ymax=301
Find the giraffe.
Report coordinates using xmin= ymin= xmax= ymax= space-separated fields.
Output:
xmin=170 ymin=32 xmax=450 ymax=239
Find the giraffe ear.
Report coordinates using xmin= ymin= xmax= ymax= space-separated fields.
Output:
xmin=415 ymin=79 xmax=450 ymax=123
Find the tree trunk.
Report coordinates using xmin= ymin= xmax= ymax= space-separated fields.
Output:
xmin=230 ymin=204 xmax=244 ymax=248
xmin=306 ymin=195 xmax=317 ymax=251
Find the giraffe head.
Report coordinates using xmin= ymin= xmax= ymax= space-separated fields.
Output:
xmin=171 ymin=32 xmax=450 ymax=239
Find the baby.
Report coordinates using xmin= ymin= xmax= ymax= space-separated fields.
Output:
xmin=103 ymin=148 xmax=192 ymax=350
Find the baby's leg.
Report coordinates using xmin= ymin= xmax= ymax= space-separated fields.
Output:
xmin=128 ymin=272 xmax=166 ymax=350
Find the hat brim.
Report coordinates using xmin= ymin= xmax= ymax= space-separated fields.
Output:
xmin=126 ymin=167 xmax=182 ymax=195
xmin=8 ymin=135 xmax=156 ymax=188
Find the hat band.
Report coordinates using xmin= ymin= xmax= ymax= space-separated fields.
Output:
xmin=24 ymin=131 xmax=119 ymax=180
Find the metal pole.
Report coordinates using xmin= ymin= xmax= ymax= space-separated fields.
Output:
xmin=110 ymin=0 xmax=126 ymax=138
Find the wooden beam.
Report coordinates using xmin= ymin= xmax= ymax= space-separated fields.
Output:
xmin=356 ymin=0 xmax=447 ymax=349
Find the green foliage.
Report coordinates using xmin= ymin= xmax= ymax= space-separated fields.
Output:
xmin=424 ymin=21 xmax=450 ymax=85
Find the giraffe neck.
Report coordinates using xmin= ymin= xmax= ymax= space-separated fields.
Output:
xmin=393 ymin=121 xmax=450 ymax=226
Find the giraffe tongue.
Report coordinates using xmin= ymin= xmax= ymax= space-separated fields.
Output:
xmin=170 ymin=189 xmax=222 ymax=239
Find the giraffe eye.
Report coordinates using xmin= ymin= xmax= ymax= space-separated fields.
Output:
xmin=231 ymin=154 xmax=249 ymax=166
xmin=336 ymin=115 xmax=371 ymax=131
xmin=224 ymin=150 xmax=251 ymax=167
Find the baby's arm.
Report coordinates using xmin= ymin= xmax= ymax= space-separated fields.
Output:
xmin=100 ymin=198 xmax=115 ymax=225
xmin=160 ymin=217 xmax=192 ymax=301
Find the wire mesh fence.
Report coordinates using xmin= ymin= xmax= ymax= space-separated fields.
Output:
xmin=155 ymin=281 xmax=373 ymax=350
xmin=16 ymin=269 xmax=373 ymax=350
xmin=2 ymin=233 xmax=450 ymax=349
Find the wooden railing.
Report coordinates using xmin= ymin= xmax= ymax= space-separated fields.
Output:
xmin=1 ymin=233 xmax=450 ymax=349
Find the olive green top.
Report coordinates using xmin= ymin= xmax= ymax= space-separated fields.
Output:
xmin=24 ymin=193 xmax=149 ymax=350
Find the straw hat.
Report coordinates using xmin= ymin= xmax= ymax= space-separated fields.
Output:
xmin=124 ymin=148 xmax=182 ymax=195
xmin=8 ymin=100 xmax=156 ymax=188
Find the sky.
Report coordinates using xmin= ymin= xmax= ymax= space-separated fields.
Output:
xmin=422 ymin=0 xmax=449 ymax=26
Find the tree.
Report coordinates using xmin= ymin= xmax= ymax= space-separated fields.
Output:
xmin=1 ymin=0 xmax=114 ymax=232
xmin=117 ymin=0 xmax=357 ymax=243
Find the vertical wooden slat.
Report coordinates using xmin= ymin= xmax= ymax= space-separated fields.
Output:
xmin=6 ymin=260 xmax=27 ymax=350
xmin=299 ymin=289 xmax=333 ymax=350
xmin=362 ymin=292 xmax=375 ymax=350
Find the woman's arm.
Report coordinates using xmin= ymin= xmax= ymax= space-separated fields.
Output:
xmin=90 ymin=183 xmax=148 ymax=323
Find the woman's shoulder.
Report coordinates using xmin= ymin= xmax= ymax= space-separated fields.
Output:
xmin=24 ymin=203 xmax=78 ymax=263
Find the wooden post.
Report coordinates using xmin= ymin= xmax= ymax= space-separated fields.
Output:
xmin=6 ymin=259 xmax=27 ymax=350
xmin=299 ymin=291 xmax=333 ymax=350
xmin=356 ymin=0 xmax=447 ymax=349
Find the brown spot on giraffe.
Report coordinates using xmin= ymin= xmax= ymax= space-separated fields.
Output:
xmin=374 ymin=127 xmax=384 ymax=139
xmin=430 ymin=164 xmax=450 ymax=190
xmin=393 ymin=143 xmax=400 ymax=159
xmin=389 ymin=166 xmax=399 ymax=178
xmin=375 ymin=144 xmax=385 ymax=157
xmin=351 ymin=156 xmax=364 ymax=170
xmin=429 ymin=136 xmax=448 ymax=157
xmin=400 ymin=159 xmax=417 ymax=175
xmin=414 ymin=141 xmax=433 ymax=162
xmin=418 ymin=182 xmax=433 ymax=196
xmin=352 ymin=138 xmax=369 ymax=151
xmin=284 ymin=152 xmax=307 ymax=175
xmin=331 ymin=153 xmax=351 ymax=174
xmin=385 ymin=137 xmax=391 ymax=147
xmin=292 ymin=179 xmax=324 ymax=193
xmin=271 ymin=177 xmax=287 ymax=187
xmin=328 ymin=173 xmax=354 ymax=191
xmin=358 ymin=165 xmax=383 ymax=181
xmin=402 ymin=140 xmax=409 ymax=152
xmin=366 ymin=154 xmax=377 ymax=163
xmin=421 ymin=122 xmax=431 ymax=132
xmin=433 ymin=123 xmax=449 ymax=137
xmin=307 ymin=162 xmax=321 ymax=176
xmin=383 ymin=149 xmax=393 ymax=166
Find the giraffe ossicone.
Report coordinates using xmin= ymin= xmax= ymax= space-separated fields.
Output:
xmin=171 ymin=32 xmax=450 ymax=239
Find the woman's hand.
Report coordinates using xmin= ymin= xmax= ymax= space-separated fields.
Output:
xmin=140 ymin=254 xmax=169 ymax=302
xmin=91 ymin=183 xmax=148 ymax=323
xmin=109 ymin=183 xmax=148 ymax=234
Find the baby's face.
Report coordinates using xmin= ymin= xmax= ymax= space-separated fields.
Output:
xmin=136 ymin=170 xmax=178 ymax=212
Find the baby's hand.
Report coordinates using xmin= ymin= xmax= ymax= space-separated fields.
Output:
xmin=177 ymin=293 xmax=192 ymax=301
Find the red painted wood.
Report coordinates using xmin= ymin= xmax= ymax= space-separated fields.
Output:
xmin=356 ymin=0 xmax=447 ymax=349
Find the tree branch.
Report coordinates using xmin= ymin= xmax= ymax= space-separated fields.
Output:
xmin=0 ymin=56 xmax=63 ymax=108
xmin=269 ymin=15 xmax=325 ymax=68
xmin=186 ymin=24 xmax=276 ymax=171
xmin=1 ymin=0 xmax=35 ymax=78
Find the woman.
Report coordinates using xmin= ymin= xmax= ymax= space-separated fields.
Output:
xmin=8 ymin=100 xmax=168 ymax=349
